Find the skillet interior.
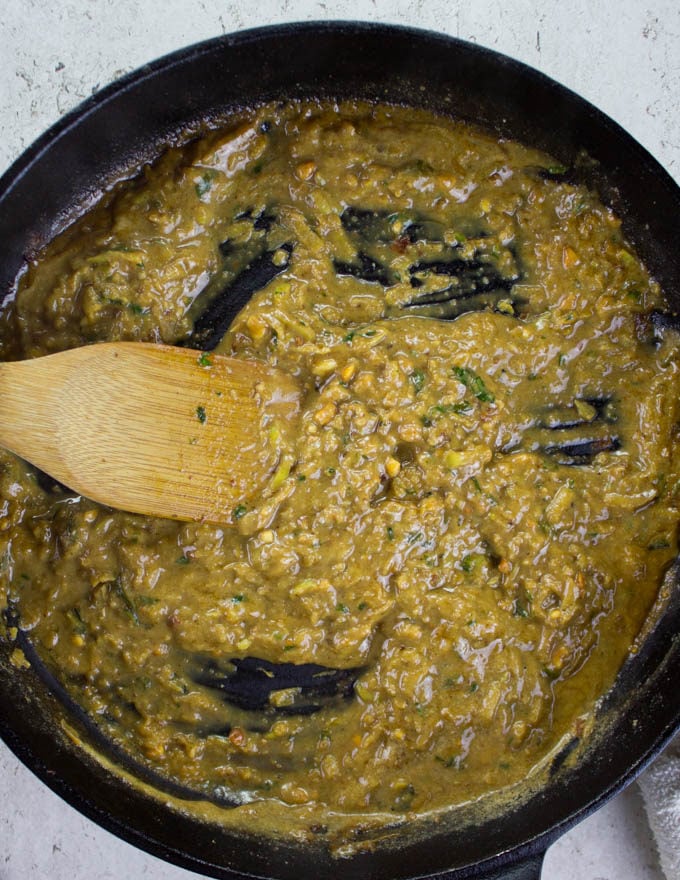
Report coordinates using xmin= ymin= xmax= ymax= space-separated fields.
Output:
xmin=1 ymin=21 xmax=679 ymax=880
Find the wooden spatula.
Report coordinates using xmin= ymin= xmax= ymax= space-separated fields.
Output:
xmin=0 ymin=342 xmax=300 ymax=523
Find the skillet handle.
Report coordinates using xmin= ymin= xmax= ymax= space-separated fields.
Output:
xmin=476 ymin=852 xmax=545 ymax=880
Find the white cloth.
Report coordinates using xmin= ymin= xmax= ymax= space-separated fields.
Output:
xmin=638 ymin=735 xmax=680 ymax=880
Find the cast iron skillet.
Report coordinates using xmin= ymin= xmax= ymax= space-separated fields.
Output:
xmin=1 ymin=21 xmax=679 ymax=880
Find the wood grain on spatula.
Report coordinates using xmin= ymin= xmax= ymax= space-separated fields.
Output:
xmin=0 ymin=343 xmax=300 ymax=523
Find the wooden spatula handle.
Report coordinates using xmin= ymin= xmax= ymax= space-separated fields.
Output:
xmin=0 ymin=343 xmax=300 ymax=523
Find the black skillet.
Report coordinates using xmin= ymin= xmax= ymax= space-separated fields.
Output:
xmin=1 ymin=21 xmax=680 ymax=880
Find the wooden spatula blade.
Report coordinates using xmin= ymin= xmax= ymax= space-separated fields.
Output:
xmin=0 ymin=343 xmax=300 ymax=523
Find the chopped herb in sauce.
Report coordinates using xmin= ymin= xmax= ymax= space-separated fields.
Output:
xmin=410 ymin=368 xmax=426 ymax=393
xmin=195 ymin=171 xmax=216 ymax=197
xmin=452 ymin=366 xmax=495 ymax=403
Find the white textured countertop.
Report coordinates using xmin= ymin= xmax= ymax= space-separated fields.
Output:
xmin=1 ymin=2 xmax=679 ymax=878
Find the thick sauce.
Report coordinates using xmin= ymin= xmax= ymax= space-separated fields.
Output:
xmin=1 ymin=102 xmax=679 ymax=841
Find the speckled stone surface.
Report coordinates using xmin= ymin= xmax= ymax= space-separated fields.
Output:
xmin=1 ymin=2 xmax=679 ymax=878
